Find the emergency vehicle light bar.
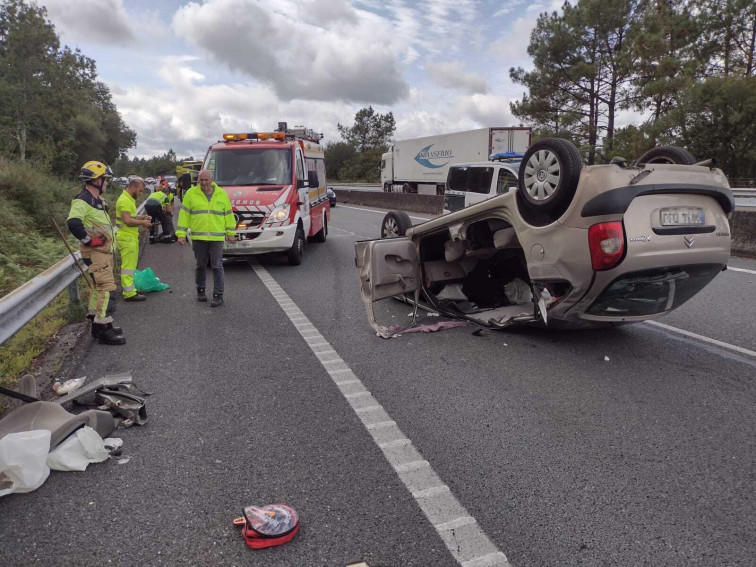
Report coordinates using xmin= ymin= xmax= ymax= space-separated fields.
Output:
xmin=222 ymin=132 xmax=286 ymax=141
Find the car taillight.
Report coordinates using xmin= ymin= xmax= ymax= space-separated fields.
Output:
xmin=588 ymin=221 xmax=625 ymax=271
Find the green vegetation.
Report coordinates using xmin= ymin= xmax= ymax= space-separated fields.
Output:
xmin=112 ymin=149 xmax=199 ymax=179
xmin=0 ymin=1 xmax=135 ymax=176
xmin=510 ymin=0 xmax=756 ymax=178
xmin=325 ymin=106 xmax=396 ymax=183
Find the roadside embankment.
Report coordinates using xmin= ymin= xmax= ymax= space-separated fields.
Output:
xmin=333 ymin=189 xmax=443 ymax=215
xmin=333 ymin=189 xmax=756 ymax=257
xmin=731 ymin=211 xmax=756 ymax=258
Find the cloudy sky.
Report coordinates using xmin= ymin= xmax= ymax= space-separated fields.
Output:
xmin=40 ymin=0 xmax=565 ymax=159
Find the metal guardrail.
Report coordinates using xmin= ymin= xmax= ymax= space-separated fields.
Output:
xmin=733 ymin=188 xmax=756 ymax=209
xmin=0 ymin=200 xmax=147 ymax=347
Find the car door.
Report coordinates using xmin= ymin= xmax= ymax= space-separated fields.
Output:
xmin=355 ymin=238 xmax=420 ymax=301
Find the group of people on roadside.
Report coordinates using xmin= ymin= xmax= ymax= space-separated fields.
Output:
xmin=66 ymin=162 xmax=235 ymax=346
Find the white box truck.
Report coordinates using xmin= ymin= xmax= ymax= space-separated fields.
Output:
xmin=380 ymin=127 xmax=531 ymax=195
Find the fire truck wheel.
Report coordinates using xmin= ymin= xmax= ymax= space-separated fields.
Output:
xmin=287 ymin=227 xmax=305 ymax=265
xmin=310 ymin=214 xmax=327 ymax=243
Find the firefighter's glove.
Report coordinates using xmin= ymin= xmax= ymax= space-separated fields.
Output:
xmin=86 ymin=235 xmax=106 ymax=247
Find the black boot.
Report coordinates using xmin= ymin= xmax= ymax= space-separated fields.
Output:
xmin=197 ymin=287 xmax=207 ymax=302
xmin=92 ymin=323 xmax=126 ymax=345
xmin=89 ymin=316 xmax=122 ymax=336
xmin=211 ymin=294 xmax=223 ymax=307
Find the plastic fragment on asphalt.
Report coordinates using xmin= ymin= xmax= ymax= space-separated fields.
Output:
xmin=502 ymin=343 xmax=508 ymax=346
xmin=53 ymin=377 xmax=86 ymax=396
xmin=604 ymin=356 xmax=610 ymax=361
xmin=117 ymin=457 xmax=131 ymax=465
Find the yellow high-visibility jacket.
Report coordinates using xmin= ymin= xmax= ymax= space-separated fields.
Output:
xmin=176 ymin=183 xmax=235 ymax=241
xmin=115 ymin=190 xmax=139 ymax=239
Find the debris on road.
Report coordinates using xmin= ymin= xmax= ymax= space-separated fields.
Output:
xmin=52 ymin=377 xmax=86 ymax=396
xmin=604 ymin=355 xmax=610 ymax=361
xmin=46 ymin=426 xmax=109 ymax=471
xmin=0 ymin=430 xmax=50 ymax=496
xmin=233 ymin=503 xmax=300 ymax=549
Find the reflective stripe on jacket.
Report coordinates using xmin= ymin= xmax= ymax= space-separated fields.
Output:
xmin=175 ymin=183 xmax=235 ymax=241
xmin=67 ymin=189 xmax=116 ymax=251
xmin=115 ymin=190 xmax=139 ymax=238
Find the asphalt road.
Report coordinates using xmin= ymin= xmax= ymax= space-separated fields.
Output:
xmin=1 ymin=204 xmax=754 ymax=566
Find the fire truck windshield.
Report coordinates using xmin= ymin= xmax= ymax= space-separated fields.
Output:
xmin=204 ymin=148 xmax=292 ymax=186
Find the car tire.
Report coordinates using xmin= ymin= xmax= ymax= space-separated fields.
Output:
xmin=381 ymin=211 xmax=412 ymax=238
xmin=517 ymin=138 xmax=582 ymax=226
xmin=287 ymin=226 xmax=305 ymax=265
xmin=637 ymin=146 xmax=696 ymax=165
xmin=310 ymin=214 xmax=327 ymax=243
xmin=384 ymin=183 xmax=392 ymax=192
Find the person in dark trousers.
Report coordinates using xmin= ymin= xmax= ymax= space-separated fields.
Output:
xmin=67 ymin=160 xmax=126 ymax=345
xmin=144 ymin=180 xmax=176 ymax=242
xmin=176 ymin=169 xmax=235 ymax=307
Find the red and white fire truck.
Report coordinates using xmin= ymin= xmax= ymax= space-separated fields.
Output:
xmin=202 ymin=122 xmax=329 ymax=265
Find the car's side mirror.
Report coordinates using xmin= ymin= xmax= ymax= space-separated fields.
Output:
xmin=307 ymin=170 xmax=319 ymax=188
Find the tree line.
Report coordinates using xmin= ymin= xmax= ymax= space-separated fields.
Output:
xmin=0 ymin=1 xmax=136 ymax=178
xmin=510 ymin=0 xmax=756 ymax=181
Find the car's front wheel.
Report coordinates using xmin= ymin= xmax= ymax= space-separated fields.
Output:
xmin=380 ymin=211 xmax=412 ymax=238
xmin=517 ymin=138 xmax=582 ymax=226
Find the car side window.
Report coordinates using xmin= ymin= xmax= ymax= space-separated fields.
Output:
xmin=497 ymin=168 xmax=518 ymax=195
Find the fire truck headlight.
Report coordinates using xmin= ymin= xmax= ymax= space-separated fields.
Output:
xmin=268 ymin=203 xmax=290 ymax=223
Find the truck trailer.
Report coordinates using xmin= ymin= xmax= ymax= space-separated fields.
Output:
xmin=380 ymin=127 xmax=531 ymax=195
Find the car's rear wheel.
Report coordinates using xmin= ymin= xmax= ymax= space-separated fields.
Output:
xmin=380 ymin=211 xmax=412 ymax=238
xmin=637 ymin=146 xmax=696 ymax=165
xmin=517 ymin=138 xmax=582 ymax=226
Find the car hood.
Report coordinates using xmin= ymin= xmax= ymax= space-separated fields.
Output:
xmin=223 ymin=184 xmax=293 ymax=211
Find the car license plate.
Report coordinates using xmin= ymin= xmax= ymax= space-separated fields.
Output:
xmin=660 ymin=208 xmax=704 ymax=226
xmin=225 ymin=240 xmax=252 ymax=249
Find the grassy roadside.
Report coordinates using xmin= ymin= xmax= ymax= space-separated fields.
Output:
xmin=0 ymin=159 xmax=84 ymax=391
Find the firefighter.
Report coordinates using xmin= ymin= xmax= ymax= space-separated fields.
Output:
xmin=176 ymin=169 xmax=235 ymax=307
xmin=115 ymin=177 xmax=152 ymax=302
xmin=67 ymin=161 xmax=125 ymax=345
xmin=144 ymin=181 xmax=176 ymax=243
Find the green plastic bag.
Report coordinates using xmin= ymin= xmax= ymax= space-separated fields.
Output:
xmin=133 ymin=268 xmax=170 ymax=293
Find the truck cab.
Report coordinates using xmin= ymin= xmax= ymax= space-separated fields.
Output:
xmin=443 ymin=155 xmax=522 ymax=213
xmin=201 ymin=124 xmax=329 ymax=265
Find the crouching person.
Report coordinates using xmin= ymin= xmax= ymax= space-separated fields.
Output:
xmin=145 ymin=181 xmax=176 ymax=243
xmin=176 ymin=169 xmax=235 ymax=307
xmin=67 ymin=161 xmax=125 ymax=345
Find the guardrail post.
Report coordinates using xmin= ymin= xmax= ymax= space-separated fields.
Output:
xmin=66 ymin=279 xmax=86 ymax=322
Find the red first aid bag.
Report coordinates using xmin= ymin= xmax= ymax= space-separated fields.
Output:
xmin=233 ymin=503 xmax=299 ymax=549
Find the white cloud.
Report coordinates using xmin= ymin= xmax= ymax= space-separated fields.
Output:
xmin=41 ymin=0 xmax=136 ymax=46
xmin=110 ymin=58 xmax=360 ymax=158
xmin=454 ymin=93 xmax=518 ymax=127
xmin=426 ymin=61 xmax=489 ymax=94
xmin=171 ymin=0 xmax=408 ymax=104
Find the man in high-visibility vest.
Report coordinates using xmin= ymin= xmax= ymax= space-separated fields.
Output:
xmin=144 ymin=181 xmax=176 ymax=243
xmin=176 ymin=169 xmax=235 ymax=307
xmin=67 ymin=161 xmax=125 ymax=345
xmin=115 ymin=177 xmax=152 ymax=302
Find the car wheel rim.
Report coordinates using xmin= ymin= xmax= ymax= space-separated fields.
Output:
xmin=383 ymin=218 xmax=398 ymax=238
xmin=524 ymin=149 xmax=561 ymax=201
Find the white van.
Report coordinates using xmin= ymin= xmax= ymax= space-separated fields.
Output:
xmin=443 ymin=156 xmax=521 ymax=213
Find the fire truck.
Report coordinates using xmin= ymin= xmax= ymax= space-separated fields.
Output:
xmin=202 ymin=122 xmax=329 ymax=265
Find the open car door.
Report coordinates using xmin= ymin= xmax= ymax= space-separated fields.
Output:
xmin=355 ymin=238 xmax=421 ymax=337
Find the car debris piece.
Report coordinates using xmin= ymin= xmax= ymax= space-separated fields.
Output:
xmin=53 ymin=372 xmax=135 ymax=406
xmin=52 ymin=377 xmax=86 ymax=396
xmin=46 ymin=426 xmax=109 ymax=472
xmin=233 ymin=503 xmax=299 ymax=549
xmin=0 ymin=430 xmax=51 ymax=497
xmin=95 ymin=385 xmax=147 ymax=426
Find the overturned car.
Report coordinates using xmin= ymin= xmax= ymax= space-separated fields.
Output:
xmin=355 ymin=139 xmax=734 ymax=337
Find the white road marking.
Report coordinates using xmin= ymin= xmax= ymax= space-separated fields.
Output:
xmin=645 ymin=320 xmax=756 ymax=358
xmin=251 ymin=262 xmax=511 ymax=567
xmin=330 ymin=225 xmax=372 ymax=239
xmin=727 ymin=266 xmax=756 ymax=275
xmin=339 ymin=204 xmax=432 ymax=222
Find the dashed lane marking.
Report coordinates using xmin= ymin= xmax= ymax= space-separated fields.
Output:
xmin=644 ymin=320 xmax=756 ymax=359
xmin=251 ymin=261 xmax=511 ymax=567
xmin=727 ymin=266 xmax=756 ymax=275
xmin=338 ymin=204 xmax=432 ymax=222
